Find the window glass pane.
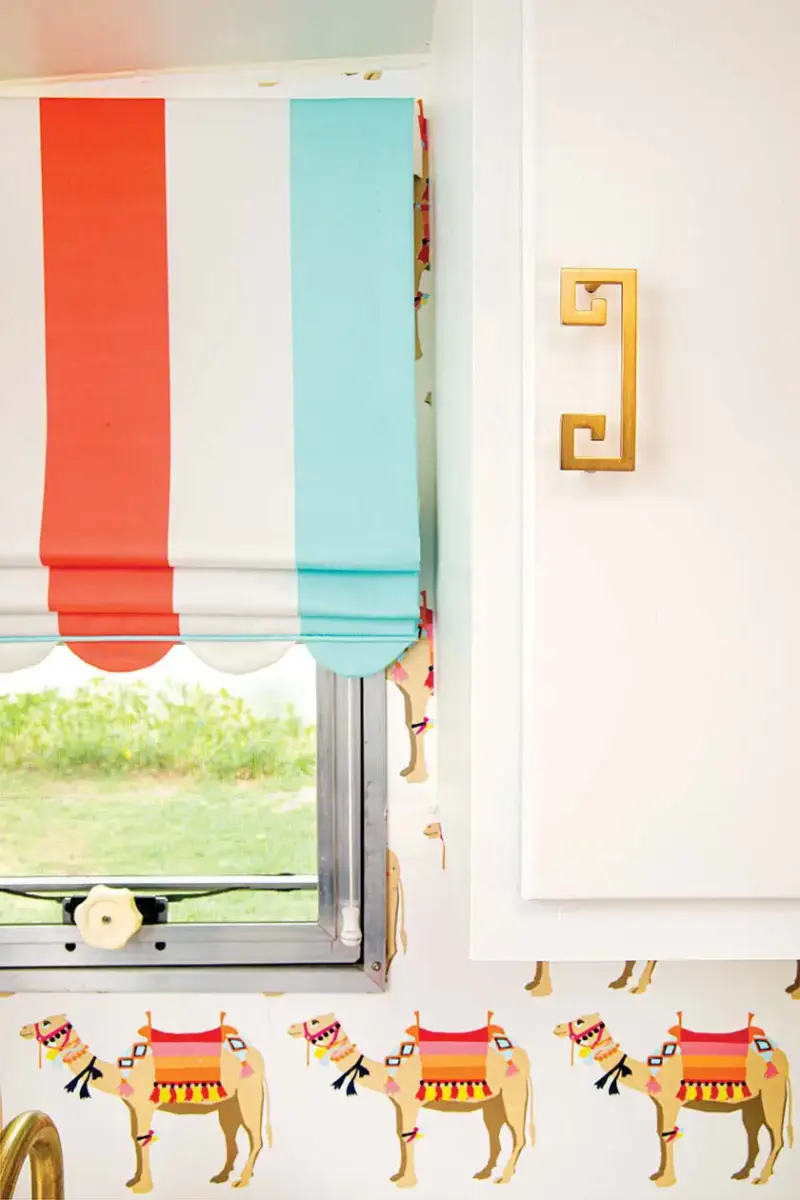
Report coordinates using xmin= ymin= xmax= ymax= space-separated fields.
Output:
xmin=0 ymin=645 xmax=318 ymax=926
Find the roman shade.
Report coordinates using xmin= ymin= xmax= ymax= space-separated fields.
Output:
xmin=0 ymin=96 xmax=420 ymax=677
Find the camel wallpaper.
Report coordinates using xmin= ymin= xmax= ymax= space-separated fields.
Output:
xmin=1 ymin=677 xmax=798 ymax=1199
xmin=0 ymin=83 xmax=798 ymax=1200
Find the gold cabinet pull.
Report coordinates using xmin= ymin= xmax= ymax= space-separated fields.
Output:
xmin=560 ymin=268 xmax=638 ymax=471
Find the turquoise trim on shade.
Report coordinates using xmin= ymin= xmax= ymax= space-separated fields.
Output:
xmin=289 ymin=99 xmax=419 ymax=677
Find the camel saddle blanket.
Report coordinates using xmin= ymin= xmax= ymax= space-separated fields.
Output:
xmin=413 ymin=1024 xmax=495 ymax=1102
xmin=148 ymin=1025 xmax=228 ymax=1104
xmin=675 ymin=1024 xmax=758 ymax=1102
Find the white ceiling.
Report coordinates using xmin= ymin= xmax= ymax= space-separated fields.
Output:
xmin=0 ymin=0 xmax=435 ymax=81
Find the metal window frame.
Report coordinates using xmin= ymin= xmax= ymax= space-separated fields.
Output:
xmin=0 ymin=669 xmax=387 ymax=993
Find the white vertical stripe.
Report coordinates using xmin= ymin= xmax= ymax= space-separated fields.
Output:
xmin=0 ymin=100 xmax=57 ymax=669
xmin=165 ymin=99 xmax=297 ymax=671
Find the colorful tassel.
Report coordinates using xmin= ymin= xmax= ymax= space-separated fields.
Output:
xmin=118 ymin=1080 xmax=135 ymax=1098
xmin=390 ymin=661 xmax=409 ymax=683
xmin=765 ymin=1061 xmax=778 ymax=1078
xmin=384 ymin=1078 xmax=401 ymax=1096
xmin=676 ymin=1084 xmax=687 ymax=1101
xmin=646 ymin=1076 xmax=662 ymax=1095
xmin=494 ymin=1031 xmax=519 ymax=1077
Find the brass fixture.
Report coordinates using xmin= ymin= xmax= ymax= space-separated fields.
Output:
xmin=0 ymin=1111 xmax=64 ymax=1198
xmin=560 ymin=268 xmax=638 ymax=471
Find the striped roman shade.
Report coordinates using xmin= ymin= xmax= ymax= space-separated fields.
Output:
xmin=0 ymin=97 xmax=420 ymax=677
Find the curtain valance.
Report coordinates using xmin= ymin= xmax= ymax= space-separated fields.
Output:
xmin=0 ymin=96 xmax=419 ymax=677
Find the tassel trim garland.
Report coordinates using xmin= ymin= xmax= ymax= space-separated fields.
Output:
xmin=150 ymin=1082 xmax=227 ymax=1104
xmin=676 ymin=1081 xmax=752 ymax=1102
xmin=416 ymin=1081 xmax=492 ymax=1102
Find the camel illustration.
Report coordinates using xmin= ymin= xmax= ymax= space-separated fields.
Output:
xmin=20 ymin=1011 xmax=270 ymax=1193
xmin=386 ymin=850 xmax=408 ymax=978
xmin=528 ymin=960 xmax=800 ymax=1000
xmin=387 ymin=594 xmax=434 ymax=784
xmin=526 ymin=960 xmax=657 ymax=997
xmin=288 ymin=1010 xmax=533 ymax=1188
xmin=787 ymin=961 xmax=800 ymax=999
xmin=423 ymin=820 xmax=446 ymax=868
xmin=554 ymin=1010 xmax=793 ymax=1189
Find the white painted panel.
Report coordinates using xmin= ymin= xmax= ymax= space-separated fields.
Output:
xmin=522 ymin=0 xmax=800 ymax=900
xmin=462 ymin=0 xmax=800 ymax=958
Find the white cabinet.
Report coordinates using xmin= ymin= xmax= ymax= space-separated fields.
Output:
xmin=434 ymin=0 xmax=800 ymax=960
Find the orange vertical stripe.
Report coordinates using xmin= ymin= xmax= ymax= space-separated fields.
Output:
xmin=38 ymin=99 xmax=177 ymax=671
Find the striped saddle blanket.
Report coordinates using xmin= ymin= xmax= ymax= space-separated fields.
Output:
xmin=415 ymin=1024 xmax=493 ymax=1102
xmin=670 ymin=1017 xmax=777 ymax=1102
xmin=148 ymin=1025 xmax=228 ymax=1104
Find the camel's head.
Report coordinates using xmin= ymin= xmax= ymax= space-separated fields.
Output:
xmin=553 ymin=1013 xmax=602 ymax=1040
xmin=19 ymin=1013 xmax=68 ymax=1042
xmin=287 ymin=1013 xmax=338 ymax=1045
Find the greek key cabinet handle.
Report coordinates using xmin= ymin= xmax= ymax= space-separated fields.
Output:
xmin=560 ymin=268 xmax=638 ymax=472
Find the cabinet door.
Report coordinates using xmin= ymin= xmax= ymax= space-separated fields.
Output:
xmin=522 ymin=0 xmax=800 ymax=901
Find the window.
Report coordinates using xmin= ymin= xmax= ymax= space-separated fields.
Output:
xmin=0 ymin=94 xmax=420 ymax=990
xmin=0 ymin=647 xmax=388 ymax=991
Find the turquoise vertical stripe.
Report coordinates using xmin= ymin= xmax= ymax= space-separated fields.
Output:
xmin=290 ymin=99 xmax=419 ymax=676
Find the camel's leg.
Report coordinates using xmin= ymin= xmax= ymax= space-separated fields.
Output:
xmin=232 ymin=1075 xmax=265 ymax=1189
xmin=126 ymin=1102 xmax=157 ymax=1194
xmin=398 ymin=691 xmax=418 ymax=778
xmin=631 ymin=961 xmax=658 ymax=995
xmin=608 ymin=961 xmax=636 ymax=990
xmin=753 ymin=1081 xmax=788 ymax=1185
xmin=390 ymin=1099 xmax=421 ymax=1188
xmin=651 ymin=1099 xmax=682 ymax=1187
xmin=786 ymin=960 xmax=800 ymax=998
xmin=524 ymin=962 xmax=543 ymax=991
xmin=732 ymin=1099 xmax=764 ymax=1181
xmin=125 ymin=1104 xmax=143 ymax=1189
xmin=473 ymin=1097 xmax=505 ymax=1180
xmin=211 ymin=1098 xmax=241 ymax=1184
xmin=398 ymin=644 xmax=432 ymax=784
xmin=525 ymin=961 xmax=553 ymax=997
xmin=495 ymin=1071 xmax=530 ymax=1185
